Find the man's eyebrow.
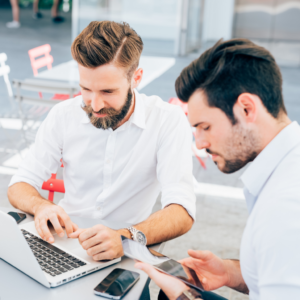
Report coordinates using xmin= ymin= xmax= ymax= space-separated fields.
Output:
xmin=79 ymin=84 xmax=89 ymax=89
xmin=79 ymin=84 xmax=119 ymax=93
xmin=101 ymin=88 xmax=119 ymax=92
xmin=192 ymin=122 xmax=204 ymax=128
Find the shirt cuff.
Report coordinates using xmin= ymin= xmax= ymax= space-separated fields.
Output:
xmin=9 ymin=175 xmax=41 ymax=192
xmin=161 ymin=185 xmax=196 ymax=220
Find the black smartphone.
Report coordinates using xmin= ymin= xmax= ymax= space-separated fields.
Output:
xmin=7 ymin=212 xmax=26 ymax=224
xmin=94 ymin=268 xmax=140 ymax=299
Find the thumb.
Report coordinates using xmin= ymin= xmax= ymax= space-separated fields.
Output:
xmin=188 ymin=249 xmax=212 ymax=261
xmin=135 ymin=262 xmax=158 ymax=278
xmin=69 ymin=228 xmax=85 ymax=239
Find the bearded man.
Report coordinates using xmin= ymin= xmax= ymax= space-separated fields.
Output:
xmin=8 ymin=21 xmax=195 ymax=263
xmin=135 ymin=39 xmax=300 ymax=300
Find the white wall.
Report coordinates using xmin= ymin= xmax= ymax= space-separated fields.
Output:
xmin=202 ymin=0 xmax=235 ymax=42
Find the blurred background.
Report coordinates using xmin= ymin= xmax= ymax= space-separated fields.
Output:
xmin=1 ymin=1 xmax=300 ymax=299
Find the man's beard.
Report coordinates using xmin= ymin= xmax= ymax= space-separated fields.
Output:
xmin=206 ymin=123 xmax=259 ymax=174
xmin=82 ymin=88 xmax=133 ymax=130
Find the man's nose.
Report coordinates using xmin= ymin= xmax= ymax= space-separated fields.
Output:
xmin=91 ymin=94 xmax=105 ymax=112
xmin=195 ymin=135 xmax=210 ymax=150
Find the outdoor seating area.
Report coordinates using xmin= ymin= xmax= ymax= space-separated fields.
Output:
xmin=1 ymin=1 xmax=300 ymax=300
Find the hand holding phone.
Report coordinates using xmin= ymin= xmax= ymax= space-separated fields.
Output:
xmin=94 ymin=268 xmax=140 ymax=299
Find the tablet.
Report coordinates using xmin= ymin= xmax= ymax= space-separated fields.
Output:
xmin=121 ymin=236 xmax=204 ymax=293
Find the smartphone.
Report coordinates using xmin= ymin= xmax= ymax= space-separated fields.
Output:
xmin=7 ymin=212 xmax=26 ymax=224
xmin=94 ymin=268 xmax=140 ymax=299
xmin=121 ymin=236 xmax=204 ymax=292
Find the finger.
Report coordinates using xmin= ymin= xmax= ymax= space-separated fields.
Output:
xmin=58 ymin=213 xmax=73 ymax=237
xmin=69 ymin=228 xmax=85 ymax=239
xmin=92 ymin=250 xmax=116 ymax=261
xmin=78 ymin=225 xmax=104 ymax=243
xmin=49 ymin=215 xmax=65 ymax=237
xmin=188 ymin=249 xmax=212 ymax=261
xmin=39 ymin=218 xmax=54 ymax=243
xmin=35 ymin=218 xmax=44 ymax=240
xmin=72 ymin=222 xmax=79 ymax=232
xmin=82 ymin=234 xmax=107 ymax=251
xmin=135 ymin=262 xmax=163 ymax=280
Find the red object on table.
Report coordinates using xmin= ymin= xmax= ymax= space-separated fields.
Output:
xmin=41 ymin=173 xmax=65 ymax=202
xmin=28 ymin=44 xmax=80 ymax=100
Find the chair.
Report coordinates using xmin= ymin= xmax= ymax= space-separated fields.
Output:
xmin=0 ymin=53 xmax=23 ymax=164
xmin=0 ymin=52 xmax=13 ymax=99
xmin=42 ymin=173 xmax=65 ymax=202
xmin=28 ymin=44 xmax=80 ymax=100
xmin=12 ymin=78 xmax=78 ymax=148
xmin=168 ymin=97 xmax=207 ymax=169
xmin=13 ymin=79 xmax=69 ymax=201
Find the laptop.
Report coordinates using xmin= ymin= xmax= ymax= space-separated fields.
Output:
xmin=0 ymin=211 xmax=120 ymax=288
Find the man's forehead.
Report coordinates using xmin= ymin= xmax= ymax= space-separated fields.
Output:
xmin=188 ymin=89 xmax=222 ymax=126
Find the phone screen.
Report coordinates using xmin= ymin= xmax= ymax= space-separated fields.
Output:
xmin=121 ymin=236 xmax=204 ymax=291
xmin=94 ymin=268 xmax=140 ymax=297
xmin=8 ymin=212 xmax=26 ymax=224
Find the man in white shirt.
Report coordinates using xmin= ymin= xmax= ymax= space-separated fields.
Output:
xmin=7 ymin=21 xmax=195 ymax=262
xmin=135 ymin=39 xmax=300 ymax=300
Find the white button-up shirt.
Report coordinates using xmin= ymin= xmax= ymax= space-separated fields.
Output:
xmin=240 ymin=121 xmax=300 ymax=300
xmin=9 ymin=91 xmax=196 ymax=224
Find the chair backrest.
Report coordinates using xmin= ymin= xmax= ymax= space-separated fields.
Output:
xmin=0 ymin=53 xmax=13 ymax=98
xmin=12 ymin=79 xmax=66 ymax=146
xmin=28 ymin=44 xmax=54 ymax=76
xmin=42 ymin=173 xmax=65 ymax=202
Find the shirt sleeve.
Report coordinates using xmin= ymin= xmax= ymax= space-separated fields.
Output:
xmin=156 ymin=106 xmax=196 ymax=220
xmin=9 ymin=104 xmax=64 ymax=191
xmin=253 ymin=191 xmax=300 ymax=299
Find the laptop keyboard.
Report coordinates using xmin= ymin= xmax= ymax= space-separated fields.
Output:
xmin=21 ymin=229 xmax=86 ymax=277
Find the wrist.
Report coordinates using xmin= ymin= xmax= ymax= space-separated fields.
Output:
xmin=117 ymin=228 xmax=132 ymax=240
xmin=223 ymin=259 xmax=239 ymax=289
xmin=32 ymin=196 xmax=54 ymax=215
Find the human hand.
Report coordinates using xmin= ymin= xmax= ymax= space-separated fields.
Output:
xmin=69 ymin=224 xmax=124 ymax=261
xmin=135 ymin=262 xmax=189 ymax=300
xmin=34 ymin=202 xmax=78 ymax=243
xmin=180 ymin=250 xmax=230 ymax=291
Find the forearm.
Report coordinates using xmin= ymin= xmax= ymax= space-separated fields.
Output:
xmin=118 ymin=204 xmax=194 ymax=245
xmin=224 ymin=259 xmax=249 ymax=294
xmin=7 ymin=182 xmax=54 ymax=215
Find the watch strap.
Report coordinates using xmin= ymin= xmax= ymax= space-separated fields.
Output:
xmin=127 ymin=226 xmax=137 ymax=239
xmin=176 ymin=289 xmax=203 ymax=300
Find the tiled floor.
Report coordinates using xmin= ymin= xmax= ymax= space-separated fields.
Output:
xmin=1 ymin=6 xmax=300 ymax=300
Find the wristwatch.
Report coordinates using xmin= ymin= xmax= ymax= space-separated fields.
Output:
xmin=177 ymin=289 xmax=203 ymax=300
xmin=127 ymin=226 xmax=147 ymax=246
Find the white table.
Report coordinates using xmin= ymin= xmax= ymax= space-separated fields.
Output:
xmin=37 ymin=56 xmax=176 ymax=90
xmin=0 ymin=207 xmax=164 ymax=300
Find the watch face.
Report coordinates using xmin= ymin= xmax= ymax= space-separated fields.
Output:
xmin=136 ymin=232 xmax=147 ymax=246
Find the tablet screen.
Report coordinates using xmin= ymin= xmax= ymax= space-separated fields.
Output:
xmin=121 ymin=236 xmax=204 ymax=291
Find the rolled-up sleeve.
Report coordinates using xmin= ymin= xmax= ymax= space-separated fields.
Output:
xmin=9 ymin=105 xmax=64 ymax=191
xmin=156 ymin=106 xmax=196 ymax=220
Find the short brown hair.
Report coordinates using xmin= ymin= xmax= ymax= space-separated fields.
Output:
xmin=71 ymin=21 xmax=143 ymax=78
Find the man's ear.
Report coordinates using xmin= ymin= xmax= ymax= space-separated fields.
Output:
xmin=234 ymin=93 xmax=259 ymax=124
xmin=131 ymin=68 xmax=143 ymax=89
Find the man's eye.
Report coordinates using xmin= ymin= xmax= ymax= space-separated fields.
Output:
xmin=204 ymin=126 xmax=210 ymax=131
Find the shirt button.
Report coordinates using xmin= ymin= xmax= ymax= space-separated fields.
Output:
xmin=106 ymin=159 xmax=111 ymax=164
xmin=97 ymin=206 xmax=102 ymax=211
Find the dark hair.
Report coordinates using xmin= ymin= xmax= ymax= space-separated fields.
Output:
xmin=71 ymin=21 xmax=143 ymax=79
xmin=175 ymin=38 xmax=287 ymax=123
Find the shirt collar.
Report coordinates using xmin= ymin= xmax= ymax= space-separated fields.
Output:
xmin=241 ymin=121 xmax=300 ymax=199
xmin=80 ymin=90 xmax=146 ymax=129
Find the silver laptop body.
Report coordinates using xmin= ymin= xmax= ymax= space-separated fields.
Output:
xmin=0 ymin=211 xmax=120 ymax=288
